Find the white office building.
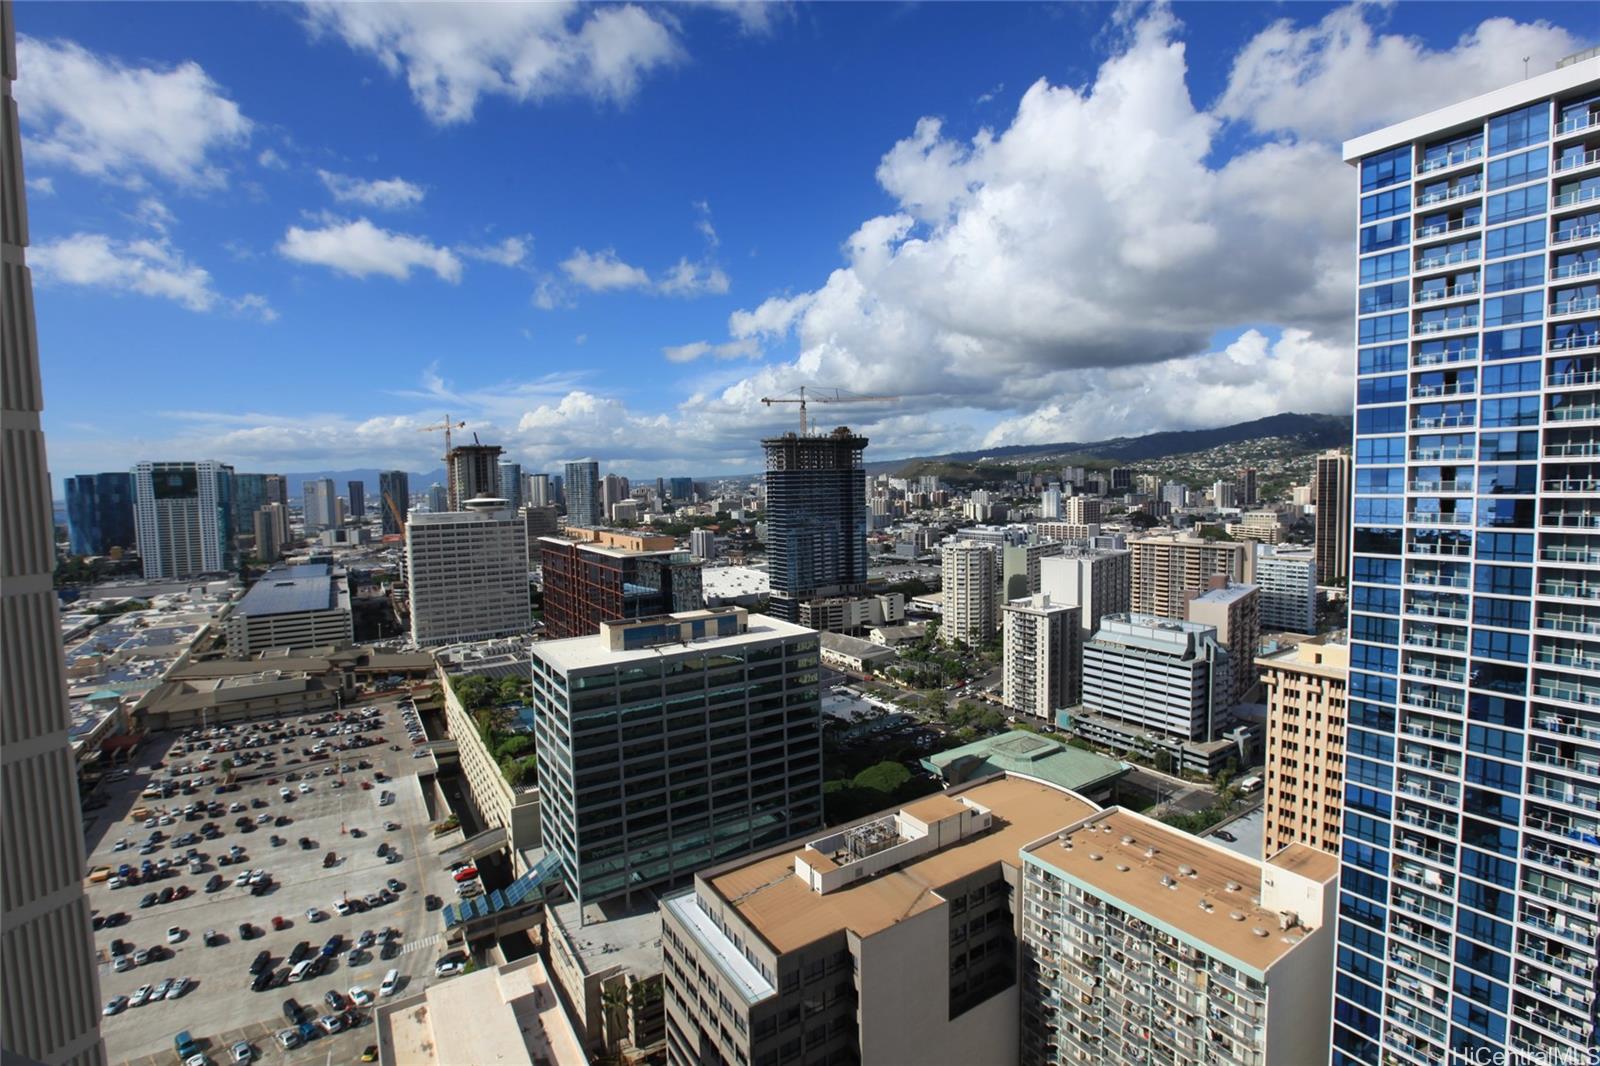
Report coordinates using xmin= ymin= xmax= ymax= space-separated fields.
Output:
xmin=941 ymin=540 xmax=999 ymax=647
xmin=301 ymin=477 xmax=337 ymax=532
xmin=224 ymin=562 xmax=353 ymax=656
xmin=1002 ymin=594 xmax=1081 ymax=721
xmin=132 ymin=459 xmax=233 ymax=578
xmin=1039 ymin=546 xmax=1133 ymax=637
xmin=1081 ymin=613 xmax=1229 ymax=742
xmin=1253 ymin=544 xmax=1318 ymax=633
xmin=689 ymin=528 xmax=717 ymax=561
xmin=405 ymin=498 xmax=530 ymax=646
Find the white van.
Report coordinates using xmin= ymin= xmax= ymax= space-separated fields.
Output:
xmin=288 ymin=960 xmax=314 ymax=983
xmin=380 ymin=969 xmax=400 ymax=997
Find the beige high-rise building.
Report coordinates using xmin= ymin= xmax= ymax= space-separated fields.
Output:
xmin=1002 ymin=594 xmax=1080 ymax=721
xmin=1312 ymin=449 xmax=1350 ymax=586
xmin=940 ymin=540 xmax=998 ymax=647
xmin=1038 ymin=546 xmax=1132 ymax=637
xmin=1063 ymin=495 xmax=1100 ymax=525
xmin=405 ymin=498 xmax=530 ymax=645
xmin=1 ymin=7 xmax=107 ymax=1057
xmin=1257 ymin=638 xmax=1348 ymax=858
xmin=1184 ymin=579 xmax=1262 ymax=707
xmin=1128 ymin=534 xmax=1252 ymax=620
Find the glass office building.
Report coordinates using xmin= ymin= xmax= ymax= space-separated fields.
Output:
xmin=1337 ymin=61 xmax=1600 ymax=1065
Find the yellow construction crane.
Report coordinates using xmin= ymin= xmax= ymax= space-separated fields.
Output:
xmin=418 ymin=415 xmax=466 ymax=460
xmin=759 ymin=386 xmax=898 ymax=435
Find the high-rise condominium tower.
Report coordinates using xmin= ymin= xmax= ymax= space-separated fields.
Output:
xmin=446 ymin=442 xmax=502 ymax=511
xmin=1313 ymin=449 xmax=1352 ymax=585
xmin=763 ymin=428 xmax=869 ymax=622
xmin=379 ymin=469 xmax=409 ymax=535
xmin=346 ymin=479 xmax=365 ymax=519
xmin=2 ymin=10 xmax=107 ymax=1057
xmin=301 ymin=477 xmax=336 ymax=532
xmin=564 ymin=460 xmax=602 ymax=527
xmin=132 ymin=460 xmax=234 ymax=578
xmin=64 ymin=472 xmax=135 ymax=556
xmin=497 ymin=461 xmax=522 ymax=510
xmin=1337 ymin=59 xmax=1600 ymax=1066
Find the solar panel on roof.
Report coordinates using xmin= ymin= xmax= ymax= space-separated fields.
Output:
xmin=489 ymin=889 xmax=505 ymax=912
xmin=441 ymin=904 xmax=456 ymax=927
xmin=505 ymin=881 xmax=526 ymax=905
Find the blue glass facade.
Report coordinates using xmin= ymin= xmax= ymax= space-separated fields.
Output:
xmin=64 ymin=472 xmax=135 ymax=556
xmin=1337 ymin=77 xmax=1600 ymax=1065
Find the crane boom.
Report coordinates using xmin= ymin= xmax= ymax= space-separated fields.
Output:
xmin=418 ymin=415 xmax=467 ymax=460
xmin=759 ymin=386 xmax=897 ymax=434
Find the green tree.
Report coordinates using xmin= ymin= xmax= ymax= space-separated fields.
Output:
xmin=452 ymin=675 xmax=495 ymax=711
xmin=852 ymin=761 xmax=911 ymax=794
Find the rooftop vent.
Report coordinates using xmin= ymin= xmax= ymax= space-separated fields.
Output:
xmin=1224 ymin=881 xmax=1242 ymax=893
xmin=1145 ymin=847 xmax=1159 ymax=859
xmin=1121 ymin=835 xmax=1136 ymax=845
xmin=1252 ymin=928 xmax=1270 ymax=938
xmin=1199 ymin=900 xmax=1215 ymax=912
xmin=1160 ymin=875 xmax=1176 ymax=888
xmin=1229 ymin=912 xmax=1246 ymax=922
xmin=1088 ymin=853 xmax=1103 ymax=862
xmin=1178 ymin=865 xmax=1196 ymax=877
xmin=1116 ymin=864 xmax=1130 ymax=872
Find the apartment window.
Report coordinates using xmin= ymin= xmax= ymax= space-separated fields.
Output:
xmin=1357 ymin=344 xmax=1406 ymax=375
xmin=1359 ymin=281 xmax=1408 ymax=315
xmin=1485 ymin=220 xmax=1544 ymax=258
xmin=1486 ymin=146 xmax=1548 ymax=190
xmin=1361 ymin=146 xmax=1410 ymax=192
xmin=1361 ymin=186 xmax=1411 ymax=223
xmin=1360 ymin=219 xmax=1410 ymax=253
xmin=1482 ymin=255 xmax=1542 ymax=294
xmin=1482 ymin=292 xmax=1541 ymax=327
xmin=1355 ymin=373 xmax=1406 ymax=404
xmin=1488 ymin=102 xmax=1548 ymax=155
xmin=1480 ymin=395 xmax=1539 ymax=427
xmin=1360 ymin=250 xmax=1409 ymax=284
xmin=1479 ymin=361 xmax=1540 ymax=394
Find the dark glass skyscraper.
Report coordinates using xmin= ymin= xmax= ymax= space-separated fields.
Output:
xmin=347 ymin=479 xmax=365 ymax=519
xmin=379 ymin=470 xmax=409 ymax=535
xmin=564 ymin=460 xmax=601 ymax=526
xmin=762 ymin=428 xmax=869 ymax=622
xmin=63 ymin=472 xmax=135 ymax=556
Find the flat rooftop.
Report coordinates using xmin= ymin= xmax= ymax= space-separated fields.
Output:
xmin=1187 ymin=582 xmax=1257 ymax=607
xmin=707 ymin=775 xmax=1098 ymax=954
xmin=383 ymin=954 xmax=585 ymax=1066
xmin=533 ymin=612 xmax=815 ymax=673
xmin=235 ymin=564 xmax=342 ymax=617
xmin=923 ymin=730 xmax=1128 ymax=794
xmin=1024 ymin=809 xmax=1336 ymax=973
xmin=547 ymin=896 xmax=663 ymax=978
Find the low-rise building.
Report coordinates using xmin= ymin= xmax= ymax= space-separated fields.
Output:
xmin=439 ymin=662 xmax=541 ymax=854
xmin=378 ymin=953 xmax=586 ymax=1066
xmin=920 ymin=730 xmax=1127 ymax=804
xmin=544 ymin=899 xmax=665 ymax=1061
xmin=798 ymin=592 xmax=904 ymax=635
xmin=817 ymin=631 xmax=898 ymax=673
xmin=224 ymin=562 xmax=352 ymax=657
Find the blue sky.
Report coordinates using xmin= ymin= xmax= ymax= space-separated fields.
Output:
xmin=17 ymin=1 xmax=1599 ymax=485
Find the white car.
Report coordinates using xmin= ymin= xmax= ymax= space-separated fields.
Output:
xmin=298 ymin=783 xmax=312 ymax=793
xmin=279 ymin=787 xmax=291 ymax=799
xmin=230 ymin=1040 xmax=252 ymax=1063
xmin=129 ymin=984 xmax=154 ymax=1007
xmin=167 ymin=926 xmax=183 ymax=944
xmin=102 ymin=995 xmax=129 ymax=1015
xmin=333 ymin=899 xmax=353 ymax=916
xmin=305 ymin=907 xmax=325 ymax=923
xmin=434 ymin=957 xmax=466 ymax=978
xmin=317 ymin=1015 xmax=344 ymax=1034
xmin=166 ymin=976 xmax=190 ymax=999
xmin=348 ymin=986 xmax=373 ymax=1007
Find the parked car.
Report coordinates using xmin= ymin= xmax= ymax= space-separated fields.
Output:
xmin=102 ymin=996 xmax=128 ymax=1016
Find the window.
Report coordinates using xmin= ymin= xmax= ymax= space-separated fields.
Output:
xmin=1482 ymin=292 xmax=1542 ymax=327
xmin=1356 ymin=374 xmax=1405 ymax=405
xmin=1478 ymin=430 xmax=1538 ymax=461
xmin=1359 ymin=282 xmax=1407 ymax=315
xmin=1352 ymin=557 xmax=1400 ymax=585
xmin=1488 ymin=102 xmax=1548 ymax=155
xmin=1480 ymin=395 xmax=1539 ymax=426
xmin=1480 ymin=360 xmax=1540 ymax=394
xmin=1472 ymin=595 xmax=1529 ymax=629
xmin=1360 ymin=219 xmax=1409 ymax=253
xmin=1361 ymin=146 xmax=1410 ymax=192
xmin=1350 ymin=617 xmax=1398 ymax=647
xmin=1355 ymin=467 xmax=1402 ymax=494
xmin=1361 ymin=186 xmax=1410 ymax=223
xmin=1476 ymin=463 xmax=1536 ymax=494
xmin=1356 ymin=406 xmax=1403 ymax=435
xmin=1482 ymin=255 xmax=1542 ymax=293
xmin=1358 ymin=313 xmax=1407 ymax=345
xmin=1355 ymin=436 xmax=1405 ymax=463
xmin=1474 ymin=531 xmax=1533 ymax=563
xmin=1358 ymin=344 xmax=1406 ymax=375
xmin=1485 ymin=220 xmax=1544 ymax=258
xmin=1360 ymin=251 xmax=1409 ymax=284
xmin=1486 ymin=146 xmax=1548 ymax=190
xmin=1476 ymin=498 xmax=1535 ymax=529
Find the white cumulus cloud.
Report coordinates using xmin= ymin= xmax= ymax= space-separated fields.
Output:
xmin=278 ymin=217 xmax=463 ymax=283
xmin=300 ymin=2 xmax=683 ymax=125
xmin=317 ymin=169 xmax=427 ymax=210
xmin=458 ymin=235 xmax=530 ymax=268
xmin=31 ymin=232 xmax=275 ymax=320
xmin=15 ymin=35 xmax=252 ymax=188
xmin=559 ymin=248 xmax=651 ymax=291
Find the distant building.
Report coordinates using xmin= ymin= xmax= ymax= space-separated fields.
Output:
xmin=446 ymin=443 xmax=503 ymax=512
xmin=1063 ymin=495 xmax=1100 ymax=525
xmin=346 ymin=479 xmax=365 ymax=519
xmin=1212 ymin=479 xmax=1238 ymax=509
xmin=1239 ymin=465 xmax=1258 ymax=505
xmin=1184 ymin=579 xmax=1262 ymax=706
xmin=1038 ymin=546 xmax=1132 ymax=637
xmin=133 ymin=460 xmax=235 ymax=578
xmin=564 ymin=460 xmax=602 ymax=526
xmin=539 ymin=530 xmax=702 ymax=639
xmin=427 ymin=482 xmax=447 ymax=513
xmin=1002 ymin=540 xmax=1064 ymax=600
xmin=689 ymin=527 xmax=717 ymax=561
xmin=230 ymin=472 xmax=271 ymax=546
xmin=600 ymin=473 xmax=630 ymax=516
xmin=65 ymin=471 xmax=136 ymax=555
xmin=1253 ymin=544 xmax=1317 ymax=633
xmin=497 ymin=461 xmax=523 ymax=510
xmin=763 ymin=429 xmax=869 ymax=622
xmin=667 ymin=476 xmax=694 ymax=501
xmin=532 ymin=608 xmax=822 ymax=905
xmin=1258 ymin=637 xmax=1347 ymax=858
xmin=525 ymin=472 xmax=551 ymax=507
xmin=609 ymin=499 xmax=639 ymax=524
xmin=1230 ymin=509 xmax=1284 ymax=544
xmin=301 ymin=477 xmax=337 ymax=532
xmin=379 ymin=469 xmax=410 ymax=535
xmin=1081 ymin=613 xmax=1228 ymax=742
xmin=1038 ymin=484 xmax=1062 ymax=519
xmin=1002 ymin=594 xmax=1080 ymax=720
xmin=797 ymin=593 xmax=904 ymax=635
xmin=1311 ymin=449 xmax=1350 ymax=585
xmin=225 ymin=562 xmax=353 ymax=657
xmin=522 ymin=505 xmax=560 ymax=560
xmin=406 ymin=498 xmax=530 ymax=646
xmin=1128 ymin=534 xmax=1252 ymax=620
xmin=252 ymin=506 xmax=282 ymax=562
xmin=940 ymin=540 xmax=998 ymax=646
xmin=264 ymin=473 xmax=288 ymax=508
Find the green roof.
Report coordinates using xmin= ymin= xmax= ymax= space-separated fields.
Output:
xmin=922 ymin=730 xmax=1128 ymax=794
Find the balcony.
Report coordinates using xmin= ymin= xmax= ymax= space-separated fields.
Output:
xmin=1543 ymin=476 xmax=1600 ymax=492
xmin=1414 ymin=217 xmax=1480 ymax=240
xmin=1553 ymin=221 xmax=1600 ymax=246
xmin=1558 ymin=112 xmax=1600 ymax=137
xmin=1551 ymin=294 xmax=1600 ymax=317
xmin=1550 ymin=331 xmax=1600 ymax=352
xmin=1552 ymin=258 xmax=1600 ymax=281
xmin=1407 ymin=412 xmax=1474 ymax=429
xmin=1414 ymin=248 xmax=1479 ymax=270
xmin=1403 ymin=662 xmax=1467 ymax=685
xmin=1529 ymin=746 xmax=1600 ymax=775
xmin=1401 ymin=690 xmax=1465 ymax=715
xmin=1413 ymin=314 xmax=1478 ymax=335
xmin=1395 ymin=807 xmax=1457 ymax=837
xmin=1405 ymin=538 xmax=1472 ymax=556
xmin=1540 ymin=578 xmax=1600 ymax=600
xmin=1511 ymin=1002 xmax=1588 ymax=1047
xmin=1541 ymin=545 xmax=1600 ymax=564
xmin=1412 ymin=345 xmax=1477 ymax=367
xmin=1547 ymin=403 xmax=1600 ymax=422
xmin=1554 ymin=185 xmax=1600 ymax=210
xmin=1417 ymin=147 xmax=1483 ymax=174
xmin=1555 ymin=147 xmax=1600 ymax=174
xmin=1403 ymin=630 xmax=1466 ymax=652
xmin=1519 ymin=909 xmax=1597 ymax=950
xmin=1528 ymin=781 xmax=1600 ymax=815
xmin=1397 ymin=777 xmax=1459 ymax=807
xmin=1399 ymin=750 xmax=1461 ymax=776
xmin=1408 ymin=445 xmax=1475 ymax=461
xmin=1535 ymin=680 xmax=1600 ymax=707
xmin=1406 ymin=510 xmax=1471 ymax=526
xmin=1413 ymin=281 xmax=1478 ymax=302
xmin=1544 ymin=440 xmax=1600 ymax=457
xmin=1534 ymin=652 xmax=1600 ymax=678
xmin=1407 ymin=479 xmax=1472 ymax=493
xmin=1523 ymin=843 xmax=1600 ymax=882
xmin=1405 ymin=570 xmax=1469 ymax=589
xmin=1416 ymin=182 xmax=1482 ymax=207
xmin=1409 ymin=382 xmax=1473 ymax=399
xmin=1548 ymin=368 xmax=1600 ymax=387
xmin=1407 ymin=599 xmax=1469 ymax=620
xmin=1540 ymin=510 xmax=1600 ymax=528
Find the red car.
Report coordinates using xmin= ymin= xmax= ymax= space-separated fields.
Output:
xmin=451 ymin=867 xmax=478 ymax=883
xmin=359 ymin=781 xmax=373 ymax=791
xmin=272 ymin=915 xmax=288 ymax=931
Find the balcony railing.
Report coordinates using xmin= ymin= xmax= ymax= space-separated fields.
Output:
xmin=1534 ymin=680 xmax=1600 ymax=707
xmin=1548 ymin=368 xmax=1600 ymax=387
xmin=1536 ymin=612 xmax=1600 ymax=635
xmin=1415 ymin=249 xmax=1479 ymax=270
xmin=1407 ymin=599 xmax=1469 ymax=619
xmin=1541 ymin=545 xmax=1600 ymax=564
xmin=1521 ymin=943 xmax=1591 ymax=982
xmin=1408 ymin=445 xmax=1476 ymax=461
xmin=1544 ymin=441 xmax=1600 ymax=457
xmin=1543 ymin=477 xmax=1600 ymax=492
xmin=1553 ymin=221 xmax=1600 ymax=245
xmin=1403 ymin=631 xmax=1466 ymax=652
xmin=1554 ymin=185 xmax=1600 ymax=209
xmin=1409 ymin=383 xmax=1473 ymax=398
xmin=1408 ymin=479 xmax=1473 ymax=492
xmin=1403 ymin=660 xmax=1468 ymax=683
xmin=1528 ymin=781 xmax=1600 ymax=814
xmin=1553 ymin=258 xmax=1600 ymax=281
xmin=1417 ymin=147 xmax=1483 ymax=174
xmin=1401 ymin=690 xmax=1465 ymax=714
xmin=1540 ymin=578 xmax=1600 ymax=600
xmin=1397 ymin=779 xmax=1459 ymax=807
xmin=1519 ymin=909 xmax=1598 ymax=949
xmin=1529 ymin=747 xmax=1600 ymax=774
xmin=1414 ymin=218 xmax=1479 ymax=240
xmin=1523 ymin=844 xmax=1600 ymax=882
xmin=1412 ymin=346 xmax=1477 ymax=367
xmin=1413 ymin=315 xmax=1479 ymax=335
xmin=1406 ymin=539 xmax=1472 ymax=556
xmin=1535 ymin=657 xmax=1600 ymax=683
xmin=1547 ymin=404 xmax=1600 ymax=422
xmin=1406 ymin=571 xmax=1470 ymax=588
xmin=1552 ymin=295 xmax=1600 ymax=316
xmin=1540 ymin=511 xmax=1600 ymax=528
xmin=1557 ymin=113 xmax=1600 ymax=137
xmin=1555 ymin=147 xmax=1600 ymax=174
xmin=1399 ymin=751 xmax=1462 ymax=776
xmin=1407 ymin=510 xmax=1472 ymax=525
xmin=1416 ymin=183 xmax=1482 ymax=207
xmin=1550 ymin=332 xmax=1600 ymax=352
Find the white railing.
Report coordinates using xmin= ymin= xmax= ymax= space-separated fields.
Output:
xmin=1414 ymin=217 xmax=1479 ymax=239
xmin=1556 ymin=148 xmax=1600 ymax=174
xmin=1544 ymin=442 xmax=1600 ymax=457
xmin=1415 ymin=249 xmax=1478 ymax=270
xmin=1414 ymin=315 xmax=1478 ymax=334
xmin=1544 ymin=477 xmax=1600 ymax=492
xmin=1409 ymin=414 xmax=1475 ymax=429
xmin=1410 ymin=383 xmax=1472 ymax=398
xmin=1412 ymin=347 xmax=1477 ymax=367
xmin=1548 ymin=369 xmax=1600 ymax=386
xmin=1414 ymin=283 xmax=1478 ymax=303
xmin=1407 ymin=480 xmax=1473 ymax=492
xmin=1551 ymin=295 xmax=1600 ymax=316
xmin=1554 ymin=185 xmax=1600 ymax=209
xmin=1417 ymin=146 xmax=1483 ymax=173
xmin=1548 ymin=404 xmax=1600 ymax=422
xmin=1553 ymin=222 xmax=1600 ymax=245
xmin=1551 ymin=332 xmax=1600 ymax=352
xmin=1416 ymin=183 xmax=1481 ymax=206
xmin=1553 ymin=259 xmax=1600 ymax=280
xmin=1557 ymin=112 xmax=1599 ymax=137
xmin=1408 ymin=447 xmax=1476 ymax=461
